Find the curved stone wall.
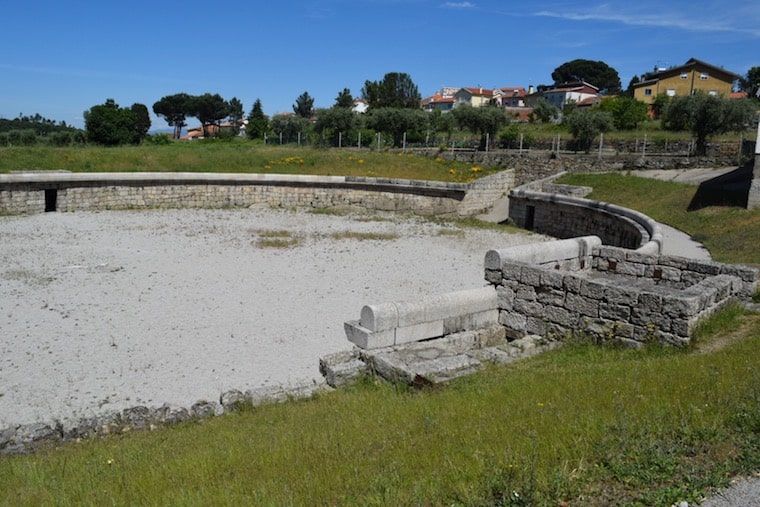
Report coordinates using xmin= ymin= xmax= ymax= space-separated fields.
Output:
xmin=0 ymin=170 xmax=514 ymax=218
xmin=508 ymin=173 xmax=663 ymax=254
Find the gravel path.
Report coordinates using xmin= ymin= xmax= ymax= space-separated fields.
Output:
xmin=0 ymin=208 xmax=541 ymax=429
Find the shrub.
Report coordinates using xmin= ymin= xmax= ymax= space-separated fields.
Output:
xmin=499 ymin=124 xmax=534 ymax=149
xmin=49 ymin=131 xmax=73 ymax=146
xmin=7 ymin=129 xmax=37 ymax=146
xmin=148 ymin=133 xmax=172 ymax=145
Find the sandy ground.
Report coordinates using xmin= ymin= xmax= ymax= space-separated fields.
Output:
xmin=0 ymin=208 xmax=541 ymax=429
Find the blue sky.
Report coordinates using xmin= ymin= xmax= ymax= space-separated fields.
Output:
xmin=1 ymin=0 xmax=758 ymax=130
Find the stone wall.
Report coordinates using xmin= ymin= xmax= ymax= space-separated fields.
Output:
xmin=0 ymin=171 xmax=514 ymax=218
xmin=414 ymin=148 xmax=744 ymax=187
xmin=484 ymin=237 xmax=758 ymax=347
xmin=508 ymin=175 xmax=663 ymax=253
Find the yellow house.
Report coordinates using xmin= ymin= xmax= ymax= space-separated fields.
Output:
xmin=633 ymin=58 xmax=740 ymax=104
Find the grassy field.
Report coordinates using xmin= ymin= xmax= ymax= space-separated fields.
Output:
xmin=0 ymin=142 xmax=497 ymax=183
xmin=1 ymin=161 xmax=759 ymax=505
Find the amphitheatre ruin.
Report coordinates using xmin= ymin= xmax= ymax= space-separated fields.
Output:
xmin=1 ymin=144 xmax=759 ymax=454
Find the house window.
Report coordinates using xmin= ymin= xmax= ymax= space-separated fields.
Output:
xmin=667 ymin=89 xmax=676 ymax=97
xmin=644 ymin=88 xmax=653 ymax=96
xmin=700 ymin=72 xmax=709 ymax=80
xmin=680 ymin=72 xmax=688 ymax=79
xmin=708 ymin=90 xmax=718 ymax=96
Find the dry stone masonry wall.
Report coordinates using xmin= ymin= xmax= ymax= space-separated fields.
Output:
xmin=485 ymin=236 xmax=758 ymax=347
xmin=508 ymin=174 xmax=663 ymax=254
xmin=0 ymin=170 xmax=514 ymax=218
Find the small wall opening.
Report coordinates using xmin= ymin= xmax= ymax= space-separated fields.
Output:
xmin=44 ymin=189 xmax=57 ymax=212
xmin=525 ymin=205 xmax=535 ymax=230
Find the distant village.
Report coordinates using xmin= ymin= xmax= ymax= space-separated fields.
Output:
xmin=182 ymin=57 xmax=754 ymax=141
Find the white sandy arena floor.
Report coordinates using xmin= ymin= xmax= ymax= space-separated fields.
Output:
xmin=0 ymin=208 xmax=542 ymax=429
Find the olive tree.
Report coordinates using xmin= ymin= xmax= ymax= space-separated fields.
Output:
xmin=451 ymin=105 xmax=508 ymax=150
xmin=566 ymin=109 xmax=613 ymax=152
xmin=364 ymin=107 xmax=426 ymax=147
xmin=664 ymin=93 xmax=755 ymax=155
xmin=314 ymin=107 xmax=357 ymax=146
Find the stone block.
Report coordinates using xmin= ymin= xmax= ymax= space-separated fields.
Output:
xmin=443 ymin=309 xmax=499 ymax=335
xmin=514 ymin=299 xmax=544 ymax=317
xmin=500 ymin=263 xmax=524 ymax=282
xmin=687 ymin=260 xmax=722 ymax=275
xmin=580 ymin=279 xmax=607 ymax=300
xmin=485 ymin=269 xmax=502 ymax=284
xmin=604 ymin=285 xmax=639 ymax=306
xmin=614 ymin=261 xmax=645 ymax=277
xmin=395 ymin=320 xmax=445 ymax=345
xmin=344 ymin=320 xmax=395 ymax=350
xmin=624 ymin=251 xmax=657 ymax=265
xmin=564 ymin=293 xmax=599 ymax=317
xmin=526 ymin=317 xmax=547 ymax=336
xmin=563 ymin=274 xmax=583 ymax=293
xmin=682 ymin=271 xmax=706 ymax=286
xmin=720 ymin=263 xmax=759 ymax=284
xmin=499 ymin=310 xmax=527 ymax=332
xmin=360 ymin=302 xmax=398 ymax=332
xmin=663 ymin=293 xmax=703 ymax=318
xmin=515 ymin=284 xmax=537 ymax=302
xmin=319 ymin=351 xmax=368 ymax=388
xmin=540 ymin=269 xmax=565 ymax=289
xmin=519 ymin=266 xmax=542 ymax=287
xmin=637 ymin=292 xmax=663 ymax=313
xmin=599 ymin=302 xmax=631 ymax=321
xmin=536 ymin=286 xmax=565 ymax=306
xmin=544 ymin=305 xmax=576 ymax=327
xmin=496 ymin=286 xmax=515 ymax=310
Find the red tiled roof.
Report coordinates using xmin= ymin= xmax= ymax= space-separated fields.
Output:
xmin=461 ymin=87 xmax=495 ymax=97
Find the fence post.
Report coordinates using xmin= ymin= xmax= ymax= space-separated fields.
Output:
xmin=519 ymin=133 xmax=524 ymax=153
xmin=338 ymin=131 xmax=342 ymax=149
xmin=642 ymin=134 xmax=647 ymax=158
xmin=598 ymin=132 xmax=604 ymax=158
xmin=403 ymin=132 xmax=407 ymax=153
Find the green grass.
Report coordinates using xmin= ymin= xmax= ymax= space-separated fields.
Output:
xmin=0 ymin=142 xmax=497 ymax=183
xmin=556 ymin=172 xmax=760 ymax=265
xmin=1 ymin=309 xmax=757 ymax=506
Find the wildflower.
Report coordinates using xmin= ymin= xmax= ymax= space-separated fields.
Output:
xmin=107 ymin=458 xmax=115 ymax=466
xmin=449 ymin=169 xmax=456 ymax=175
xmin=358 ymin=159 xmax=365 ymax=164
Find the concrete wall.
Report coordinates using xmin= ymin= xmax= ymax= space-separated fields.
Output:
xmin=0 ymin=170 xmax=514 ymax=218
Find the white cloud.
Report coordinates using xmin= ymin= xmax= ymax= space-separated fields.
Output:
xmin=441 ymin=2 xmax=476 ymax=9
xmin=532 ymin=3 xmax=760 ymax=37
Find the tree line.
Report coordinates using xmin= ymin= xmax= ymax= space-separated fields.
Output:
xmin=3 ymin=62 xmax=758 ymax=152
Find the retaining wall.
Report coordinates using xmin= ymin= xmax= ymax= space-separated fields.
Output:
xmin=0 ymin=170 xmax=514 ymax=218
